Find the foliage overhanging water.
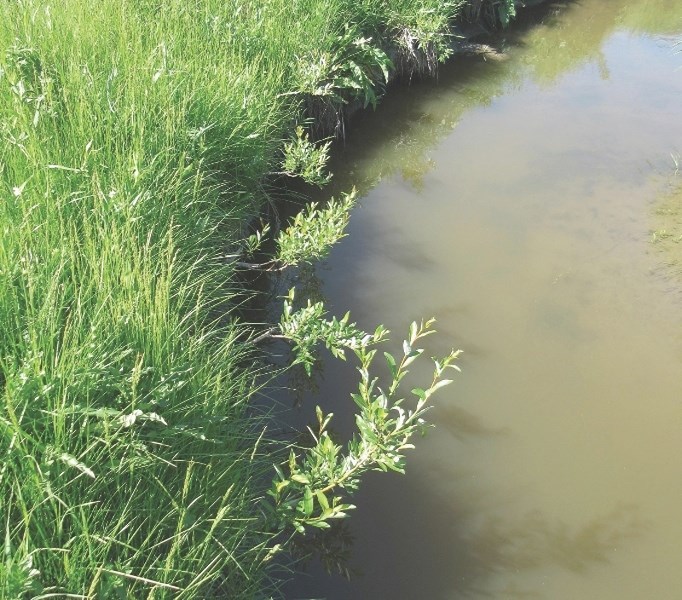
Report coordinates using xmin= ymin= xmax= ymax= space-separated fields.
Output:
xmin=285 ymin=0 xmax=682 ymax=598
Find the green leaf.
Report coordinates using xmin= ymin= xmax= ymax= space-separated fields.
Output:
xmin=350 ymin=392 xmax=365 ymax=409
xmin=316 ymin=490 xmax=330 ymax=511
xmin=384 ymin=459 xmax=406 ymax=474
xmin=384 ymin=352 xmax=397 ymax=379
xmin=303 ymin=486 xmax=314 ymax=517
xmin=429 ymin=379 xmax=453 ymax=394
xmin=291 ymin=473 xmax=310 ymax=485
xmin=409 ymin=321 xmax=418 ymax=342
xmin=403 ymin=348 xmax=423 ymax=367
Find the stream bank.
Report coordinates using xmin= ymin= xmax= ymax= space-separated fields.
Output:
xmin=0 ymin=1 xmax=562 ymax=597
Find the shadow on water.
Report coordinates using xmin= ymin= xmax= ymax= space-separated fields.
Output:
xmin=287 ymin=436 xmax=647 ymax=599
xmin=388 ymin=494 xmax=644 ymax=599
xmin=282 ymin=315 xmax=648 ymax=598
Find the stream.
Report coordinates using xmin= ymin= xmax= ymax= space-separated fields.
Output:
xmin=283 ymin=1 xmax=682 ymax=597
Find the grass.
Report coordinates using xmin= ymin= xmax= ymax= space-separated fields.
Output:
xmin=0 ymin=0 xmax=485 ymax=597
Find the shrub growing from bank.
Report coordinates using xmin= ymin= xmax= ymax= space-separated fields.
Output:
xmin=0 ymin=0 xmax=515 ymax=596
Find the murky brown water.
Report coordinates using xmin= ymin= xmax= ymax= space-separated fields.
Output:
xmin=284 ymin=1 xmax=682 ymax=598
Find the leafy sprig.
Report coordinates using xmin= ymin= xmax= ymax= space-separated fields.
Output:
xmin=269 ymin=318 xmax=461 ymax=534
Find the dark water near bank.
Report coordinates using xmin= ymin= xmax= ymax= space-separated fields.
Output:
xmin=284 ymin=1 xmax=682 ymax=598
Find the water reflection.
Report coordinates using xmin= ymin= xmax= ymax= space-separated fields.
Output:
xmin=287 ymin=465 xmax=646 ymax=599
xmin=419 ymin=499 xmax=645 ymax=598
xmin=320 ymin=0 xmax=682 ymax=201
xmin=290 ymin=522 xmax=357 ymax=582
xmin=282 ymin=0 xmax=682 ymax=597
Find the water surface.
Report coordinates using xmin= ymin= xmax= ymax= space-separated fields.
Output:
xmin=285 ymin=1 xmax=682 ymax=597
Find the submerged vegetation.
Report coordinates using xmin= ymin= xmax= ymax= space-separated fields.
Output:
xmin=652 ymin=167 xmax=682 ymax=275
xmin=0 ymin=0 xmax=520 ymax=597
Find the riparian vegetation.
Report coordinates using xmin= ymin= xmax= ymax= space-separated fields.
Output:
xmin=0 ymin=0 xmax=516 ymax=596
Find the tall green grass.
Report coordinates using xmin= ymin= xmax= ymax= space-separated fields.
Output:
xmin=0 ymin=0 xmax=469 ymax=596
